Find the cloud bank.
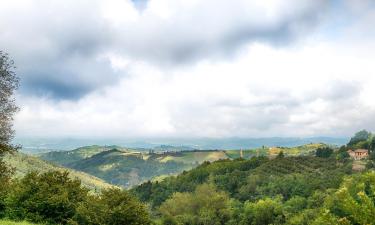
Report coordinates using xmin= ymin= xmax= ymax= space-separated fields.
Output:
xmin=0 ymin=0 xmax=374 ymax=138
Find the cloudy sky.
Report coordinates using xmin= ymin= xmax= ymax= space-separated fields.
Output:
xmin=1 ymin=0 xmax=375 ymax=139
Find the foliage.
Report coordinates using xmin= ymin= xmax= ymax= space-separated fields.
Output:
xmin=2 ymin=170 xmax=151 ymax=225
xmin=0 ymin=51 xmax=19 ymax=218
xmin=0 ymin=220 xmax=41 ymax=225
xmin=347 ymin=130 xmax=375 ymax=152
xmin=5 ymin=171 xmax=88 ymax=224
xmin=132 ymin=157 xmax=268 ymax=207
xmin=315 ymin=147 xmax=334 ymax=158
xmin=0 ymin=51 xmax=19 ymax=155
xmin=240 ymin=197 xmax=284 ymax=225
xmin=74 ymin=188 xmax=151 ymax=225
xmin=159 ymin=183 xmax=232 ymax=225
xmin=323 ymin=172 xmax=375 ymax=225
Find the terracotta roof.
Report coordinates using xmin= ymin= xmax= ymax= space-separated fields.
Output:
xmin=354 ymin=149 xmax=368 ymax=153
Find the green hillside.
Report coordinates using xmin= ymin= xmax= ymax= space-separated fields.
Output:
xmin=68 ymin=149 xmax=192 ymax=187
xmin=132 ymin=156 xmax=352 ymax=207
xmin=37 ymin=143 xmax=330 ymax=188
xmin=38 ymin=145 xmax=127 ymax=166
xmin=4 ymin=152 xmax=115 ymax=192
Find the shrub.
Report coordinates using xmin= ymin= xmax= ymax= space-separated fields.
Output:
xmin=5 ymin=171 xmax=88 ymax=224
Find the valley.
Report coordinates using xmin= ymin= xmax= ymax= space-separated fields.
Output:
xmin=36 ymin=143 xmax=329 ymax=188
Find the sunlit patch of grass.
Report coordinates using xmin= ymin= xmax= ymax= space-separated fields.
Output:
xmin=0 ymin=220 xmax=41 ymax=225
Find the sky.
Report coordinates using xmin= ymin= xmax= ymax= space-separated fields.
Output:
xmin=1 ymin=0 xmax=375 ymax=139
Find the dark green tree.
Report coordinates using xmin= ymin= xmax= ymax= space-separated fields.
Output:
xmin=315 ymin=147 xmax=333 ymax=158
xmin=347 ymin=130 xmax=371 ymax=147
xmin=277 ymin=151 xmax=285 ymax=159
xmin=5 ymin=171 xmax=88 ymax=224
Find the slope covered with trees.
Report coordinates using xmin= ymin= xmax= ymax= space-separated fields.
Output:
xmin=3 ymin=152 xmax=114 ymax=192
xmin=129 ymin=131 xmax=375 ymax=225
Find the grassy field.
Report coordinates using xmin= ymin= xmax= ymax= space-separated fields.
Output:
xmin=0 ymin=220 xmax=39 ymax=225
xmin=157 ymin=151 xmax=228 ymax=164
xmin=4 ymin=152 xmax=115 ymax=192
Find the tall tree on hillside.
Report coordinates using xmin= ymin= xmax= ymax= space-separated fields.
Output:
xmin=0 ymin=51 xmax=19 ymax=155
xmin=0 ymin=51 xmax=19 ymax=214
xmin=0 ymin=51 xmax=19 ymax=156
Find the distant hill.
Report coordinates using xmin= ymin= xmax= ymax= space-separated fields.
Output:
xmin=37 ymin=143 xmax=329 ymax=188
xmin=68 ymin=149 xmax=193 ymax=187
xmin=38 ymin=145 xmax=127 ymax=166
xmin=39 ymin=146 xmax=196 ymax=188
xmin=15 ymin=137 xmax=348 ymax=154
xmin=4 ymin=152 xmax=115 ymax=192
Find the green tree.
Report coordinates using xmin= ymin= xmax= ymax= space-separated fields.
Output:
xmin=5 ymin=171 xmax=88 ymax=224
xmin=159 ymin=183 xmax=232 ymax=225
xmin=74 ymin=188 xmax=151 ymax=225
xmin=277 ymin=151 xmax=285 ymax=159
xmin=0 ymin=51 xmax=19 ymax=217
xmin=336 ymin=146 xmax=350 ymax=161
xmin=323 ymin=172 xmax=375 ymax=225
xmin=240 ymin=197 xmax=284 ymax=225
xmin=315 ymin=147 xmax=333 ymax=158
xmin=0 ymin=51 xmax=19 ymax=155
xmin=348 ymin=130 xmax=371 ymax=148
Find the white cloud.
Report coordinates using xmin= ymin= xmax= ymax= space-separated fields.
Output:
xmin=2 ymin=0 xmax=375 ymax=138
xmin=15 ymin=37 xmax=375 ymax=138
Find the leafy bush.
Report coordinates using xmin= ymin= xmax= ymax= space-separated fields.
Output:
xmin=74 ymin=188 xmax=151 ymax=225
xmin=315 ymin=147 xmax=333 ymax=158
xmin=5 ymin=171 xmax=87 ymax=224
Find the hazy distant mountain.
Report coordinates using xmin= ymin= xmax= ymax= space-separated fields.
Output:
xmin=15 ymin=137 xmax=348 ymax=154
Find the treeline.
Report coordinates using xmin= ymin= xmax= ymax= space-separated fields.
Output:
xmin=128 ymin=131 xmax=375 ymax=225
xmin=154 ymin=171 xmax=375 ymax=225
xmin=131 ymin=153 xmax=375 ymax=225
xmin=0 ymin=171 xmax=151 ymax=225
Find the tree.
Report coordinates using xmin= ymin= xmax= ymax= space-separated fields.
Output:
xmin=277 ymin=151 xmax=285 ymax=159
xmin=240 ymin=197 xmax=284 ymax=225
xmin=0 ymin=51 xmax=19 ymax=217
xmin=0 ymin=51 xmax=19 ymax=155
xmin=315 ymin=147 xmax=333 ymax=158
xmin=159 ymin=183 xmax=232 ymax=225
xmin=323 ymin=172 xmax=375 ymax=225
xmin=74 ymin=188 xmax=151 ymax=225
xmin=347 ymin=130 xmax=371 ymax=147
xmin=5 ymin=171 xmax=88 ymax=224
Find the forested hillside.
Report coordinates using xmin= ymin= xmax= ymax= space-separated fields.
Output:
xmin=38 ymin=143 xmax=328 ymax=188
xmin=128 ymin=130 xmax=375 ymax=225
xmin=3 ymin=152 xmax=114 ymax=191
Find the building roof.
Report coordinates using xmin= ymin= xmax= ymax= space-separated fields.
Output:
xmin=355 ymin=149 xmax=369 ymax=153
xmin=347 ymin=149 xmax=369 ymax=153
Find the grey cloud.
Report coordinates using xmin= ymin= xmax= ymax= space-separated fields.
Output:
xmin=167 ymin=80 xmax=369 ymax=137
xmin=115 ymin=0 xmax=329 ymax=65
xmin=0 ymin=0 xmax=331 ymax=100
xmin=0 ymin=1 xmax=114 ymax=100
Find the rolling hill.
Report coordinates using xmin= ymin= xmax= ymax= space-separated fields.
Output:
xmin=37 ymin=143 xmax=330 ymax=188
xmin=3 ymin=152 xmax=115 ymax=192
